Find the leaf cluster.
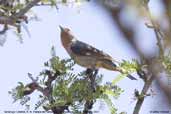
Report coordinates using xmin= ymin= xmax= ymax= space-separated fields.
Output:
xmin=162 ymin=52 xmax=171 ymax=74
xmin=119 ymin=59 xmax=139 ymax=74
xmin=10 ymin=53 xmax=124 ymax=114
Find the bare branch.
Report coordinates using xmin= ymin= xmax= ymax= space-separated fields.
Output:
xmin=133 ymin=75 xmax=154 ymax=114
xmin=0 ymin=0 xmax=41 ymax=35
xmin=83 ymin=69 xmax=98 ymax=114
xmin=144 ymin=4 xmax=164 ymax=58
xmin=11 ymin=0 xmax=41 ymax=19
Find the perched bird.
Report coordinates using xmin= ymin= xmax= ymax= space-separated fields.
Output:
xmin=59 ymin=25 xmax=136 ymax=80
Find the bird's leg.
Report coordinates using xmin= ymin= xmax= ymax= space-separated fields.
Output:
xmin=83 ymin=68 xmax=98 ymax=114
xmin=85 ymin=68 xmax=94 ymax=83
xmin=83 ymin=100 xmax=94 ymax=114
xmin=92 ymin=69 xmax=99 ymax=92
xmin=85 ymin=68 xmax=99 ymax=92
xmin=85 ymin=68 xmax=98 ymax=78
xmin=93 ymin=69 xmax=99 ymax=77
xmin=85 ymin=68 xmax=94 ymax=75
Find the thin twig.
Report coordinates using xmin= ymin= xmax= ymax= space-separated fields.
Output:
xmin=0 ymin=0 xmax=41 ymax=34
xmin=144 ymin=4 xmax=164 ymax=58
xmin=0 ymin=0 xmax=41 ymax=24
xmin=11 ymin=0 xmax=41 ymax=19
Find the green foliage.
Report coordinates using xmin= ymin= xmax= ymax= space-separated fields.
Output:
xmin=104 ymin=82 xmax=124 ymax=99
xmin=112 ymin=74 xmax=127 ymax=85
xmin=119 ymin=112 xmax=127 ymax=114
xmin=50 ymin=56 xmax=74 ymax=73
xmin=0 ymin=1 xmax=25 ymax=16
xmin=119 ymin=59 xmax=139 ymax=74
xmin=100 ymin=82 xmax=124 ymax=114
xmin=62 ymin=0 xmax=67 ymax=4
xmin=50 ymin=0 xmax=57 ymax=5
xmin=16 ymin=82 xmax=25 ymax=99
xmin=10 ymin=54 xmax=124 ymax=114
xmin=9 ymin=82 xmax=25 ymax=101
xmin=9 ymin=47 xmax=125 ymax=114
xmin=112 ymin=59 xmax=139 ymax=84
xmin=0 ymin=0 xmax=91 ymax=46
xmin=9 ymin=82 xmax=32 ymax=110
xmin=101 ymin=94 xmax=117 ymax=114
xmin=162 ymin=52 xmax=171 ymax=74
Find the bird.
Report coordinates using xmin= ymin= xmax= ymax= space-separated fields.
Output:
xmin=59 ymin=25 xmax=137 ymax=80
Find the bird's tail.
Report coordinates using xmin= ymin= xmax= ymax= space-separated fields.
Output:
xmin=112 ymin=67 xmax=137 ymax=80
xmin=100 ymin=59 xmax=137 ymax=80
xmin=125 ymin=74 xmax=137 ymax=80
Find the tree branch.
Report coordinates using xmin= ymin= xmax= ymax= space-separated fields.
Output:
xmin=144 ymin=3 xmax=164 ymax=58
xmin=0 ymin=0 xmax=41 ymax=34
xmin=11 ymin=0 xmax=41 ymax=19
xmin=83 ymin=69 xmax=98 ymax=114
xmin=133 ymin=74 xmax=154 ymax=114
xmin=27 ymin=70 xmax=69 ymax=114
xmin=132 ymin=2 xmax=165 ymax=113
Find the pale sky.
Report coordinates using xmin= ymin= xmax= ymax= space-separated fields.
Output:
xmin=0 ymin=0 xmax=170 ymax=114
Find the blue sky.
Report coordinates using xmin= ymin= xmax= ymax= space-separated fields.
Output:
xmin=0 ymin=0 xmax=170 ymax=114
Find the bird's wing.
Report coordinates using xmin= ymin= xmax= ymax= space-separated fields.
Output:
xmin=70 ymin=40 xmax=113 ymax=60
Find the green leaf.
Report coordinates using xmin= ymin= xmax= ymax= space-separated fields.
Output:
xmin=62 ymin=0 xmax=67 ymax=3
xmin=101 ymin=94 xmax=117 ymax=114
xmin=112 ymin=74 xmax=127 ymax=85
xmin=104 ymin=90 xmax=116 ymax=97
xmin=119 ymin=59 xmax=139 ymax=74
xmin=50 ymin=0 xmax=57 ymax=6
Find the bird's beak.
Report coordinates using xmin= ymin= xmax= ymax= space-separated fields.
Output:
xmin=59 ymin=25 xmax=64 ymax=31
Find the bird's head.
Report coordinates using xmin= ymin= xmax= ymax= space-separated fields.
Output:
xmin=59 ymin=25 xmax=70 ymax=33
xmin=59 ymin=25 xmax=74 ymax=38
xmin=59 ymin=25 xmax=76 ymax=48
